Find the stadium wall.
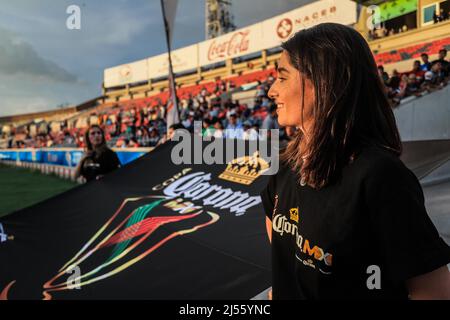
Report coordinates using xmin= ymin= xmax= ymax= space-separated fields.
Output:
xmin=394 ymin=84 xmax=450 ymax=142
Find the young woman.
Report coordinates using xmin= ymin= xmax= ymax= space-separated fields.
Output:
xmin=263 ymin=23 xmax=450 ymax=300
xmin=75 ymin=125 xmax=121 ymax=182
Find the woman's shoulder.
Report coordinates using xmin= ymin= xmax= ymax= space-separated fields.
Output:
xmin=102 ymin=147 xmax=117 ymax=156
xmin=357 ymin=145 xmax=403 ymax=167
xmin=273 ymin=157 xmax=293 ymax=176
xmin=352 ymin=145 xmax=416 ymax=185
xmin=98 ymin=147 xmax=119 ymax=161
xmin=264 ymin=158 xmax=297 ymax=189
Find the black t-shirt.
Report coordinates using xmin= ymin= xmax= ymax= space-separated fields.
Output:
xmin=388 ymin=76 xmax=401 ymax=90
xmin=261 ymin=146 xmax=450 ymax=300
xmin=80 ymin=149 xmax=121 ymax=182
xmin=432 ymin=59 xmax=449 ymax=76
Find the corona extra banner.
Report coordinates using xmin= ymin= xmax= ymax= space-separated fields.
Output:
xmin=0 ymin=138 xmax=272 ymax=299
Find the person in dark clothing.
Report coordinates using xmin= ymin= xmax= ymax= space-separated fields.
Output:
xmin=377 ymin=65 xmax=389 ymax=84
xmin=432 ymin=49 xmax=449 ymax=77
xmin=264 ymin=23 xmax=450 ymax=300
xmin=157 ymin=123 xmax=186 ymax=146
xmin=387 ymin=69 xmax=401 ymax=91
xmin=75 ymin=125 xmax=120 ymax=182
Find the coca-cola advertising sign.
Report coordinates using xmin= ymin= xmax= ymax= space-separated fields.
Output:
xmin=207 ymin=30 xmax=251 ymax=62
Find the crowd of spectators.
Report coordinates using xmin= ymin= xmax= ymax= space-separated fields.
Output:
xmin=368 ymin=24 xmax=411 ymax=41
xmin=433 ymin=8 xmax=450 ymax=23
xmin=1 ymin=127 xmax=80 ymax=149
xmin=101 ymin=75 xmax=286 ymax=147
xmin=378 ymin=48 xmax=449 ymax=106
xmin=1 ymin=73 xmax=292 ymax=149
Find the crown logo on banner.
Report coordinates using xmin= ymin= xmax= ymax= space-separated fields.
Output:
xmin=219 ymin=151 xmax=269 ymax=185
xmin=289 ymin=207 xmax=299 ymax=223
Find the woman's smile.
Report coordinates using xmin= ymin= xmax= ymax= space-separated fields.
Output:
xmin=276 ymin=103 xmax=285 ymax=110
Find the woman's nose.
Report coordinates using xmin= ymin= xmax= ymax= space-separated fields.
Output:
xmin=268 ymin=85 xmax=277 ymax=100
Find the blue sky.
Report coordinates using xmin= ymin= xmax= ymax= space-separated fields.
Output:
xmin=0 ymin=0 xmax=311 ymax=116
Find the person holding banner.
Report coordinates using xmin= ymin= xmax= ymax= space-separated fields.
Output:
xmin=263 ymin=23 xmax=450 ymax=300
xmin=74 ymin=125 xmax=120 ymax=182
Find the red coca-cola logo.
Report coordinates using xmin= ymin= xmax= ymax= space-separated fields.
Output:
xmin=207 ymin=30 xmax=250 ymax=61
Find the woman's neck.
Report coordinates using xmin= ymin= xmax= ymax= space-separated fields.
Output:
xmin=92 ymin=145 xmax=105 ymax=153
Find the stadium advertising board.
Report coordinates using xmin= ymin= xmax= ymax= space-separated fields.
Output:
xmin=0 ymin=149 xmax=150 ymax=167
xmin=104 ymin=59 xmax=149 ymax=88
xmin=373 ymin=0 xmax=418 ymax=24
xmin=147 ymin=44 xmax=198 ymax=78
xmin=198 ymin=23 xmax=263 ymax=66
xmin=262 ymin=0 xmax=357 ymax=49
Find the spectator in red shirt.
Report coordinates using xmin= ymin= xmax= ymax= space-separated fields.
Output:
xmin=409 ymin=60 xmax=425 ymax=80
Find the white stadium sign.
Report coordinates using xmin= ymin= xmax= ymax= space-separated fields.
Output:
xmin=262 ymin=0 xmax=357 ymax=49
xmin=148 ymin=44 xmax=198 ymax=79
xmin=104 ymin=59 xmax=148 ymax=88
xmin=104 ymin=0 xmax=357 ymax=88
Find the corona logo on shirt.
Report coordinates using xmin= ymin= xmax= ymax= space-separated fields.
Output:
xmin=272 ymin=213 xmax=333 ymax=268
xmin=219 ymin=151 xmax=269 ymax=185
xmin=289 ymin=207 xmax=299 ymax=223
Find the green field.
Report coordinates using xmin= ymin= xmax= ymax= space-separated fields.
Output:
xmin=0 ymin=164 xmax=77 ymax=218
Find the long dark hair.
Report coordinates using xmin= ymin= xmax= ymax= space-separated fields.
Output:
xmin=84 ymin=124 xmax=107 ymax=153
xmin=280 ymin=23 xmax=402 ymax=189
